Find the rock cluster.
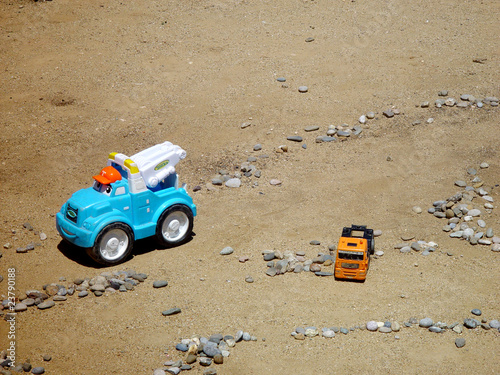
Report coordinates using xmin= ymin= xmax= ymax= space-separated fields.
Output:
xmin=0 ymin=350 xmax=48 ymax=374
xmin=2 ymin=222 xmax=47 ymax=254
xmin=292 ymin=309 xmax=500 ymax=348
xmin=209 ymin=157 xmax=266 ymax=190
xmin=426 ymin=165 xmax=498 ymax=252
xmin=0 ymin=270 xmax=151 ymax=317
xmin=153 ymin=331 xmax=256 ymax=375
xmin=263 ymin=249 xmax=336 ymax=277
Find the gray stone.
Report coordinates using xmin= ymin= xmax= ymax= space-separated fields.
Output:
xmin=298 ymin=86 xmax=308 ymax=93
xmin=419 ymin=318 xmax=433 ymax=328
xmin=366 ymin=321 xmax=378 ymax=331
xmin=379 ymin=327 xmax=392 ymax=333
xmin=225 ymin=178 xmax=241 ymax=188
xmin=199 ymin=357 xmax=212 ymax=366
xmin=220 ymin=247 xmax=234 ymax=255
xmin=489 ymin=320 xmax=500 ymax=329
xmin=235 ymin=330 xmax=244 ymax=342
xmin=37 ymin=301 xmax=55 ymax=310
xmin=383 ymin=109 xmax=394 ymax=118
xmin=463 ymin=318 xmax=478 ymax=329
xmin=31 ymin=367 xmax=45 ymax=374
xmin=455 ymin=338 xmax=466 ymax=348
xmin=287 ymin=135 xmax=303 ymax=142
xmin=429 ymin=326 xmax=442 ymax=333
xmin=203 ymin=344 xmax=222 ymax=358
xmin=162 ymin=308 xmax=181 ymax=316
xmin=266 ymin=268 xmax=277 ymax=277
xmin=305 ymin=126 xmax=319 ymax=132
xmin=153 ymin=280 xmax=169 ymax=289
xmin=471 ymin=308 xmax=481 ymax=316
xmin=315 ymin=271 xmax=334 ymax=276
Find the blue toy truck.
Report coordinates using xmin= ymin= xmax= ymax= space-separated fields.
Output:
xmin=56 ymin=142 xmax=197 ymax=265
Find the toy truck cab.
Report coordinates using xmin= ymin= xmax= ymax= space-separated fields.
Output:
xmin=334 ymin=225 xmax=374 ymax=281
xmin=56 ymin=142 xmax=197 ymax=265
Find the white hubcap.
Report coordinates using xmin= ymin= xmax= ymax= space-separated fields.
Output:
xmin=162 ymin=211 xmax=189 ymax=242
xmin=99 ymin=229 xmax=129 ymax=261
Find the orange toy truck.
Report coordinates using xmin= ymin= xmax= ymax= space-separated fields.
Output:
xmin=334 ymin=225 xmax=374 ymax=281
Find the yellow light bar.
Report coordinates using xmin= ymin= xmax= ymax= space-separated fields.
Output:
xmin=108 ymin=152 xmax=118 ymax=160
xmin=124 ymin=159 xmax=139 ymax=174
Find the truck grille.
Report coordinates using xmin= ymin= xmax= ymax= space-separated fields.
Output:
xmin=341 ymin=263 xmax=359 ymax=269
xmin=66 ymin=204 xmax=78 ymax=224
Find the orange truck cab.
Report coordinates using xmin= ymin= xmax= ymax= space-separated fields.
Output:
xmin=334 ymin=225 xmax=374 ymax=281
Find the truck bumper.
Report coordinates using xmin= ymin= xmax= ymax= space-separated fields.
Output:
xmin=334 ymin=268 xmax=366 ymax=280
xmin=56 ymin=212 xmax=94 ymax=248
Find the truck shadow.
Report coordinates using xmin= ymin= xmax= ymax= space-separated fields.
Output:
xmin=57 ymin=232 xmax=196 ymax=268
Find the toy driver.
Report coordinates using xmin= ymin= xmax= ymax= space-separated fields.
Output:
xmin=93 ymin=166 xmax=122 ymax=195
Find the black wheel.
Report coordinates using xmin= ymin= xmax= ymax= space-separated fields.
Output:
xmin=369 ymin=239 xmax=375 ymax=255
xmin=156 ymin=204 xmax=193 ymax=247
xmin=87 ymin=223 xmax=134 ymax=265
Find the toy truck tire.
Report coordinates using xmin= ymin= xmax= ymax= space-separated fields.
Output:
xmin=156 ymin=204 xmax=193 ymax=247
xmin=369 ymin=239 xmax=375 ymax=255
xmin=87 ymin=223 xmax=134 ymax=265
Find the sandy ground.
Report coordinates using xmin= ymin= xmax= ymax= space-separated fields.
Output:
xmin=1 ymin=0 xmax=499 ymax=374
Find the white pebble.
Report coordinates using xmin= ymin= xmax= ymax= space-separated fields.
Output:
xmin=412 ymin=206 xmax=422 ymax=214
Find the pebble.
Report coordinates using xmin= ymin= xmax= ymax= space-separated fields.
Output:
xmin=239 ymin=256 xmax=249 ymax=263
xmin=305 ymin=327 xmax=319 ymax=337
xmin=379 ymin=327 xmax=392 ymax=333
xmin=471 ymin=308 xmax=482 ymax=316
xmin=253 ymin=144 xmax=262 ymax=151
xmin=305 ymin=37 xmax=315 ymax=42
xmin=153 ymin=280 xmax=168 ymax=288
xmin=220 ymin=247 xmax=234 ymax=255
xmin=315 ymin=271 xmax=333 ymax=276
xmin=391 ymin=322 xmax=400 ymax=332
xmin=266 ymin=268 xmax=277 ymax=277
xmin=31 ymin=367 xmax=45 ymax=374
xmin=373 ymin=229 xmax=382 ymax=237
xmin=199 ymin=358 xmax=212 ymax=366
xmin=489 ymin=320 xmax=500 ymax=329
xmin=383 ymin=109 xmax=394 ymax=118
xmin=463 ymin=318 xmax=478 ymax=329
xmin=269 ymin=179 xmax=282 ymax=186
xmin=37 ymin=301 xmax=55 ymax=310
xmin=429 ymin=326 xmax=442 ymax=333
xmin=455 ymin=338 xmax=466 ymax=348
xmin=419 ymin=318 xmax=433 ymax=328
xmin=245 ymin=276 xmax=254 ymax=283
xmin=358 ymin=115 xmax=366 ymax=124
xmin=175 ymin=343 xmax=188 ymax=352
xmin=298 ymin=86 xmax=308 ymax=93
xmin=321 ymin=330 xmax=335 ymax=338
xmin=366 ymin=321 xmax=378 ymax=331
xmin=225 ymin=178 xmax=241 ymax=188
xmin=162 ymin=308 xmax=181 ymax=316
xmin=305 ymin=126 xmax=319 ymax=132
xmin=412 ymin=206 xmax=422 ymax=214
xmin=400 ymin=246 xmax=411 ymax=253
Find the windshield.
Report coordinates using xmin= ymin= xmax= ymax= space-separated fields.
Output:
xmin=93 ymin=181 xmax=112 ymax=196
xmin=338 ymin=250 xmax=364 ymax=260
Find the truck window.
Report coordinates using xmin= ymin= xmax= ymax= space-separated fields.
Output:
xmin=115 ymin=186 xmax=126 ymax=196
xmin=338 ymin=250 xmax=364 ymax=260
